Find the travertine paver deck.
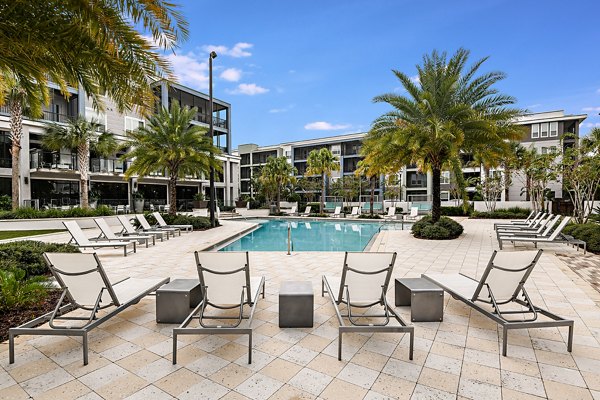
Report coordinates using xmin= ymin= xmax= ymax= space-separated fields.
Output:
xmin=1 ymin=218 xmax=600 ymax=399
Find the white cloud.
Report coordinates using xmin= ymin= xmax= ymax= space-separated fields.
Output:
xmin=527 ymin=104 xmax=542 ymax=109
xmin=220 ymin=68 xmax=242 ymax=82
xmin=582 ymin=122 xmax=600 ymax=128
xmin=165 ymin=52 xmax=208 ymax=89
xmin=227 ymin=83 xmax=269 ymax=95
xmin=202 ymin=42 xmax=253 ymax=58
xmin=269 ymin=104 xmax=295 ymax=113
xmin=582 ymin=106 xmax=600 ymax=112
xmin=410 ymin=74 xmax=420 ymax=84
xmin=304 ymin=121 xmax=351 ymax=131
xmin=597 ymin=88 xmax=600 ymax=94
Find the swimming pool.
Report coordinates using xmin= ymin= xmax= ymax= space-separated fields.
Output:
xmin=219 ymin=219 xmax=407 ymax=252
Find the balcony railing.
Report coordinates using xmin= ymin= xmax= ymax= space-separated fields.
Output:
xmin=30 ymin=150 xmax=77 ymax=171
xmin=191 ymin=112 xmax=228 ymax=129
xmin=90 ymin=158 xmax=127 ymax=174
xmin=0 ymin=106 xmax=77 ymax=124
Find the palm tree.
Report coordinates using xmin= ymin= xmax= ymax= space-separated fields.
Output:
xmin=306 ymin=148 xmax=340 ymax=213
xmin=2 ymin=72 xmax=48 ymax=210
xmin=259 ymin=156 xmax=297 ymax=213
xmin=123 ymin=101 xmax=221 ymax=215
xmin=362 ymin=48 xmax=522 ymax=222
xmin=0 ymin=0 xmax=188 ymax=113
xmin=43 ymin=117 xmax=119 ymax=208
xmin=356 ymin=159 xmax=384 ymax=216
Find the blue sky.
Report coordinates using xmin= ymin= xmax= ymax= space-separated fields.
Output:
xmin=167 ymin=0 xmax=600 ymax=148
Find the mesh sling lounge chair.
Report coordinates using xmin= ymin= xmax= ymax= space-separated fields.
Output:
xmin=423 ymin=250 xmax=573 ymax=356
xmin=494 ymin=211 xmax=545 ymax=230
xmin=9 ymin=253 xmax=169 ymax=365
xmin=152 ymin=212 xmax=193 ymax=233
xmin=136 ymin=214 xmax=180 ymax=236
xmin=497 ymin=216 xmax=574 ymax=251
xmin=173 ymin=251 xmax=265 ymax=364
xmin=63 ymin=220 xmax=135 ymax=256
xmin=117 ymin=215 xmax=166 ymax=242
xmin=322 ymin=252 xmax=414 ymax=361
xmin=287 ymin=205 xmax=298 ymax=216
xmin=404 ymin=207 xmax=420 ymax=221
xmin=299 ymin=206 xmax=312 ymax=216
xmin=331 ymin=206 xmax=342 ymax=218
xmin=496 ymin=214 xmax=559 ymax=237
xmin=347 ymin=206 xmax=360 ymax=218
xmin=383 ymin=206 xmax=397 ymax=220
xmin=94 ymin=218 xmax=155 ymax=248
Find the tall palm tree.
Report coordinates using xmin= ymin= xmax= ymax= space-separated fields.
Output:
xmin=0 ymin=0 xmax=188 ymax=113
xmin=259 ymin=156 xmax=297 ymax=213
xmin=2 ymin=72 xmax=48 ymax=210
xmin=43 ymin=117 xmax=119 ymax=208
xmin=356 ymin=159 xmax=385 ymax=216
xmin=362 ymin=48 xmax=523 ymax=222
xmin=123 ymin=101 xmax=221 ymax=215
xmin=306 ymin=148 xmax=340 ymax=213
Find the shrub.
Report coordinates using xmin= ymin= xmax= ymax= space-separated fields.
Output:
xmin=411 ymin=216 xmax=463 ymax=240
xmin=441 ymin=206 xmax=471 ymax=216
xmin=221 ymin=205 xmax=235 ymax=212
xmin=308 ymin=213 xmax=329 ymax=217
xmin=0 ymin=268 xmax=50 ymax=312
xmin=0 ymin=206 xmax=114 ymax=220
xmin=0 ymin=241 xmax=80 ymax=277
xmin=470 ymin=207 xmax=531 ymax=219
xmin=563 ymin=223 xmax=600 ymax=254
xmin=358 ymin=214 xmax=382 ymax=219
xmin=0 ymin=195 xmax=11 ymax=211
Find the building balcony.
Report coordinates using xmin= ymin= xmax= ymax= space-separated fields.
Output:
xmin=190 ymin=113 xmax=228 ymax=129
xmin=89 ymin=158 xmax=127 ymax=174
xmin=30 ymin=149 xmax=78 ymax=171
xmin=0 ymin=107 xmax=78 ymax=124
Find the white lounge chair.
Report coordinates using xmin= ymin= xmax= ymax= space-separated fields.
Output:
xmin=347 ymin=206 xmax=360 ymax=219
xmin=494 ymin=211 xmax=545 ymax=230
xmin=136 ymin=214 xmax=180 ymax=236
xmin=287 ymin=205 xmax=298 ymax=216
xmin=331 ymin=206 xmax=342 ymax=218
xmin=173 ymin=252 xmax=265 ymax=364
xmin=94 ymin=218 xmax=154 ymax=248
xmin=383 ymin=206 xmax=396 ymax=220
xmin=423 ymin=250 xmax=573 ymax=356
xmin=63 ymin=220 xmax=135 ymax=256
xmin=299 ymin=206 xmax=311 ymax=217
xmin=497 ymin=216 xmax=573 ymax=250
xmin=404 ymin=206 xmax=420 ymax=221
xmin=322 ymin=252 xmax=413 ymax=361
xmin=152 ymin=212 xmax=193 ymax=232
xmin=9 ymin=253 xmax=169 ymax=365
xmin=116 ymin=215 xmax=167 ymax=241
xmin=496 ymin=214 xmax=558 ymax=236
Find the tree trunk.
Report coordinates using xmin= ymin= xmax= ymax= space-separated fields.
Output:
xmin=78 ymin=141 xmax=90 ymax=208
xmin=169 ymin=175 xmax=177 ymax=216
xmin=320 ymin=173 xmax=325 ymax=214
xmin=276 ymin=188 xmax=281 ymax=213
xmin=9 ymin=101 xmax=23 ymax=210
xmin=432 ymin=167 xmax=442 ymax=222
xmin=370 ymin=177 xmax=375 ymax=216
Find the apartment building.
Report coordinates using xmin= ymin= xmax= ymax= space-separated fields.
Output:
xmin=235 ymin=110 xmax=587 ymax=203
xmin=0 ymin=80 xmax=240 ymax=209
xmin=236 ymin=132 xmax=380 ymax=199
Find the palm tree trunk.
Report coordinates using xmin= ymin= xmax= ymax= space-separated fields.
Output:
xmin=370 ymin=177 xmax=375 ymax=216
xmin=276 ymin=188 xmax=281 ymax=214
xmin=320 ymin=173 xmax=325 ymax=214
xmin=432 ymin=167 xmax=441 ymax=222
xmin=9 ymin=101 xmax=23 ymax=210
xmin=169 ymin=175 xmax=177 ymax=216
xmin=78 ymin=141 xmax=90 ymax=208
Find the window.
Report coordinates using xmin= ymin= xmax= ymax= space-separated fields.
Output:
xmin=550 ymin=122 xmax=558 ymax=137
xmin=440 ymin=191 xmax=450 ymax=201
xmin=541 ymin=146 xmax=557 ymax=155
xmin=124 ymin=116 xmax=145 ymax=133
xmin=441 ymin=171 xmax=450 ymax=184
xmin=540 ymin=122 xmax=549 ymax=138
xmin=531 ymin=124 xmax=539 ymax=139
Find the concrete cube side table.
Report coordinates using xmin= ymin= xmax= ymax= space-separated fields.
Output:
xmin=279 ymin=281 xmax=314 ymax=328
xmin=395 ymin=278 xmax=444 ymax=322
xmin=156 ymin=279 xmax=202 ymax=324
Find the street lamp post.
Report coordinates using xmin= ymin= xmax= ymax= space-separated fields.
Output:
xmin=209 ymin=51 xmax=217 ymax=227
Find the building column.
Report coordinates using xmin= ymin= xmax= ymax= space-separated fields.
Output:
xmin=426 ymin=171 xmax=433 ymax=202
xmin=19 ymin=127 xmax=31 ymax=205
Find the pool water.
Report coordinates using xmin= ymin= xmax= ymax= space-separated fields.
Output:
xmin=219 ymin=219 xmax=407 ymax=252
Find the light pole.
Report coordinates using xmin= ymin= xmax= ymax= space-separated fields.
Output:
xmin=209 ymin=51 xmax=217 ymax=227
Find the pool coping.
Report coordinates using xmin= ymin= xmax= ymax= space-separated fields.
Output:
xmin=199 ymin=222 xmax=260 ymax=251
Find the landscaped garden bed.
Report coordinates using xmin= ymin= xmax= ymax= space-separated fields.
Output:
xmin=140 ymin=213 xmax=216 ymax=230
xmin=411 ymin=216 xmax=464 ymax=240
xmin=563 ymin=223 xmax=600 ymax=254
xmin=0 ymin=206 xmax=114 ymax=220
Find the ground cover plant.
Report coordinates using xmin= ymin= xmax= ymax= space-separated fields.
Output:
xmin=411 ymin=216 xmax=464 ymax=240
xmin=563 ymin=223 xmax=600 ymax=254
xmin=0 ymin=205 xmax=113 ymax=219
xmin=0 ymin=230 xmax=64 ymax=240
xmin=470 ymin=207 xmax=531 ymax=219
xmin=141 ymin=213 xmax=215 ymax=231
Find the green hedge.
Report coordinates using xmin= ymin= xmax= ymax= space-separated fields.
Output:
xmin=563 ymin=223 xmax=600 ymax=254
xmin=0 ymin=241 xmax=80 ymax=277
xmin=142 ymin=213 xmax=215 ymax=230
xmin=441 ymin=206 xmax=471 ymax=216
xmin=470 ymin=207 xmax=531 ymax=219
xmin=358 ymin=214 xmax=382 ymax=219
xmin=411 ymin=216 xmax=464 ymax=240
xmin=0 ymin=206 xmax=114 ymax=220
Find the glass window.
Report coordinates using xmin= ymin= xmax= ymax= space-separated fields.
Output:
xmin=124 ymin=116 xmax=145 ymax=133
xmin=441 ymin=171 xmax=450 ymax=184
xmin=549 ymin=122 xmax=558 ymax=137
xmin=540 ymin=123 xmax=549 ymax=138
xmin=441 ymin=191 xmax=450 ymax=201
xmin=531 ymin=124 xmax=539 ymax=139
